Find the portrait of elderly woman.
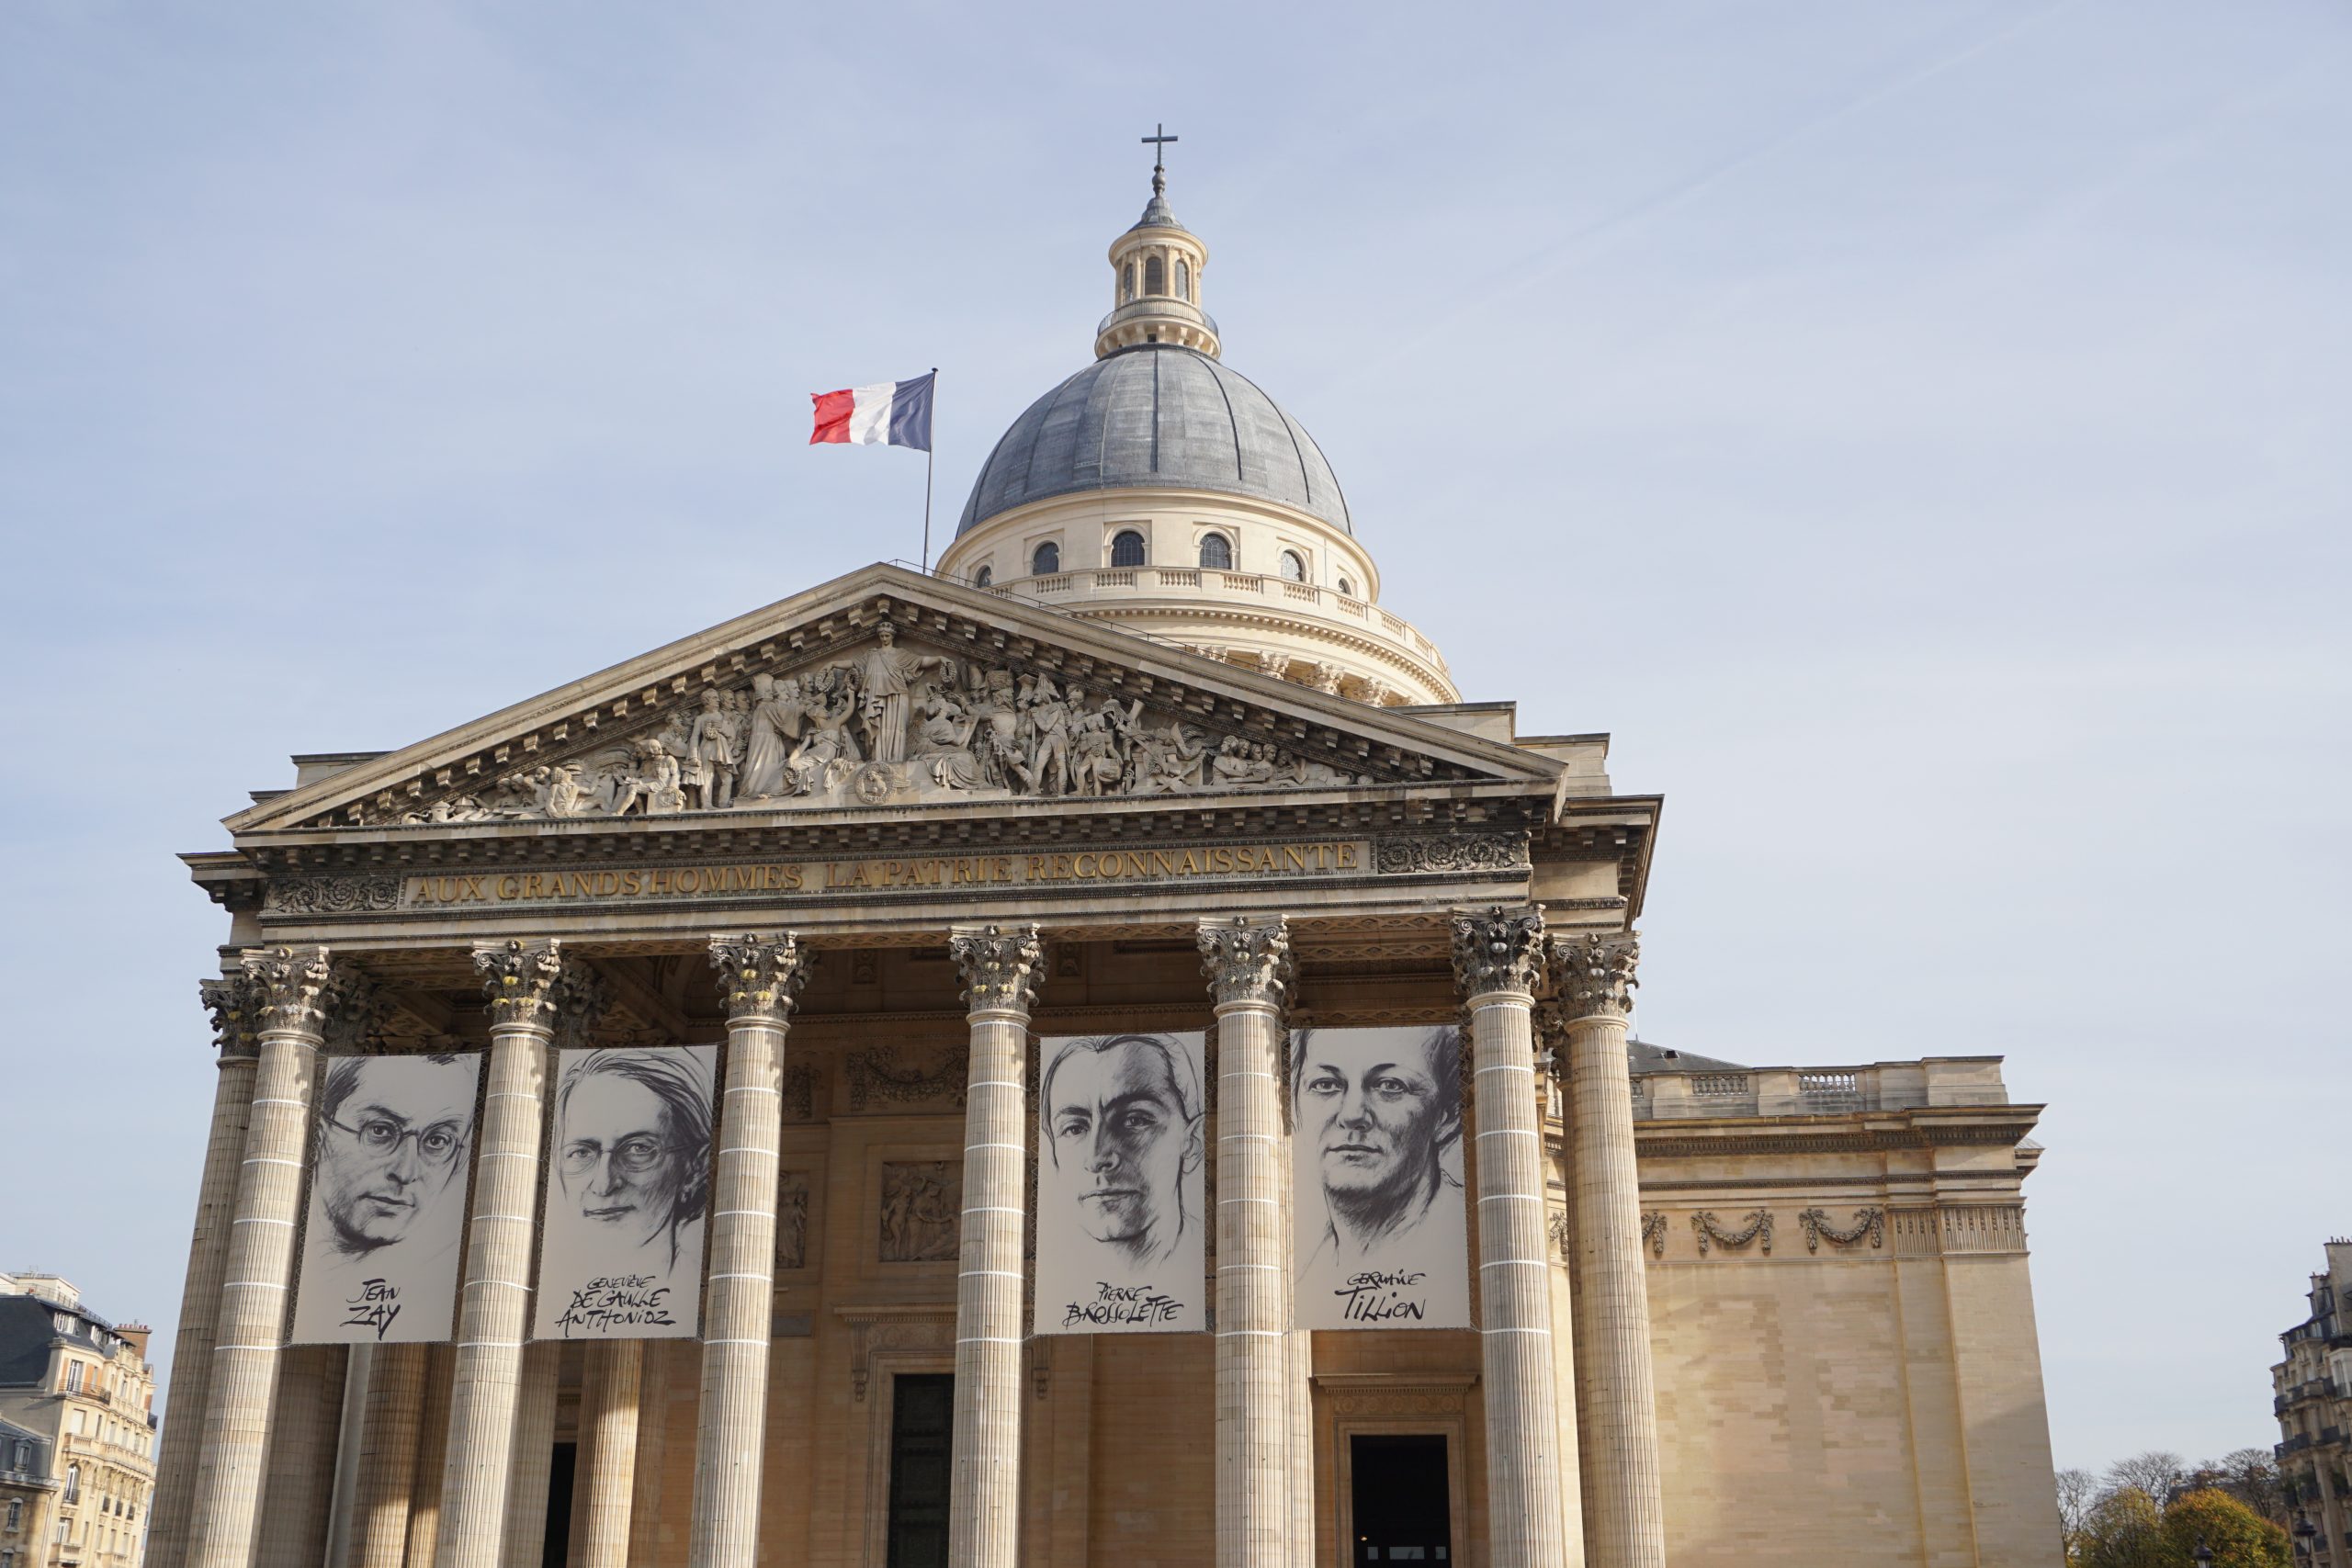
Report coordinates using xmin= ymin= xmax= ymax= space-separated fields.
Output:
xmin=1290 ymin=1025 xmax=1472 ymax=1330
xmin=532 ymin=1044 xmax=718 ymax=1341
xmin=1032 ymin=1032 xmax=1207 ymax=1335
xmin=290 ymin=1052 xmax=481 ymax=1344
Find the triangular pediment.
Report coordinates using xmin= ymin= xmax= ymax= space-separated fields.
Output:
xmin=227 ymin=564 xmax=1560 ymax=838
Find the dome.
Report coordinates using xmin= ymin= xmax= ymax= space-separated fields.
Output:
xmin=956 ymin=344 xmax=1351 ymax=536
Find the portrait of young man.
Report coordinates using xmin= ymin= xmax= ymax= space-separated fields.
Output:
xmin=533 ymin=1044 xmax=718 ymax=1341
xmin=290 ymin=1052 xmax=481 ymax=1344
xmin=1032 ymin=1031 xmax=1207 ymax=1334
xmin=1290 ymin=1025 xmax=1472 ymax=1330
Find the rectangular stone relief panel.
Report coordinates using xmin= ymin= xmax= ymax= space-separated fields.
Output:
xmin=878 ymin=1161 xmax=962 ymax=1262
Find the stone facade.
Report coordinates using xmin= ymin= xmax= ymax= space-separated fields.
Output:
xmin=145 ymin=167 xmax=2064 ymax=1568
xmin=2274 ymin=1240 xmax=2352 ymax=1568
xmin=0 ymin=1275 xmax=158 ymax=1568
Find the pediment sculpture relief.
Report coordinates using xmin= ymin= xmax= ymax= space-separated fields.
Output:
xmin=384 ymin=627 xmax=1379 ymax=825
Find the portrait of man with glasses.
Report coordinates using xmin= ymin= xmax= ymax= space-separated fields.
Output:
xmin=534 ymin=1044 xmax=718 ymax=1341
xmin=291 ymin=1052 xmax=481 ymax=1344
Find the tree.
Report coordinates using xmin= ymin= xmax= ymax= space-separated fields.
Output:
xmin=2059 ymin=1468 xmax=2104 ymax=1560
xmin=2108 ymin=1451 xmax=2191 ymax=1504
xmin=2195 ymin=1449 xmax=2288 ymax=1526
xmin=2076 ymin=1486 xmax=2165 ymax=1568
xmin=2161 ymin=1487 xmax=2290 ymax=1567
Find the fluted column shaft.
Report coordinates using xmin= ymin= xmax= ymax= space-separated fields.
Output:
xmin=187 ymin=946 xmax=335 ymax=1568
xmin=577 ymin=1341 xmax=644 ymax=1568
xmin=1453 ymin=908 xmax=1573 ymax=1568
xmin=322 ymin=1343 xmax=372 ymax=1568
xmin=345 ymin=1344 xmax=426 ymax=1568
xmin=256 ymin=1345 xmax=348 ymax=1568
xmin=500 ymin=1343 xmax=562 ymax=1567
xmin=690 ymin=933 xmax=810 ymax=1568
xmin=1200 ymin=918 xmax=1294 ymax=1568
xmin=404 ymin=1347 xmax=457 ymax=1567
xmin=945 ymin=925 xmax=1042 ymax=1568
xmin=1553 ymin=932 xmax=1661 ymax=1568
xmin=149 ymin=993 xmax=261 ymax=1568
xmin=435 ymin=939 xmax=573 ymax=1568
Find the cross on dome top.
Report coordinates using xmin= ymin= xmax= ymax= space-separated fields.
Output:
xmin=1141 ymin=122 xmax=1178 ymax=196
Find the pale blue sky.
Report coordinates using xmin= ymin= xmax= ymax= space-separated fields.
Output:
xmin=3 ymin=1 xmax=2345 ymax=1472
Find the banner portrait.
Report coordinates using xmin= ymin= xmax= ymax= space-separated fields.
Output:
xmin=290 ymin=1052 xmax=481 ymax=1344
xmin=1032 ymin=1032 xmax=1207 ymax=1335
xmin=1290 ymin=1026 xmax=1472 ymax=1330
xmin=532 ymin=1044 xmax=718 ymax=1341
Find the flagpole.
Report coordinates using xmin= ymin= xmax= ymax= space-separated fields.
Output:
xmin=920 ymin=367 xmax=938 ymax=573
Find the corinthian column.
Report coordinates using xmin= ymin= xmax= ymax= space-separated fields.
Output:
xmin=945 ymin=924 xmax=1042 ymax=1568
xmin=148 ymin=969 xmax=266 ymax=1568
xmin=1452 ymin=908 xmax=1574 ymax=1568
xmin=345 ymin=1344 xmax=426 ymax=1568
xmin=576 ymin=1341 xmax=644 ymax=1568
xmin=689 ymin=932 xmax=811 ymax=1568
xmin=1198 ymin=917 xmax=1294 ymax=1568
xmin=1550 ymin=931 xmax=1660 ymax=1568
xmin=185 ymin=946 xmax=336 ymax=1568
xmin=499 ymin=1343 xmax=561 ymax=1568
xmin=434 ymin=940 xmax=599 ymax=1568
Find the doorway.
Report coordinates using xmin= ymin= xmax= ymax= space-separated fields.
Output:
xmin=885 ymin=1373 xmax=955 ymax=1568
xmin=1348 ymin=1433 xmax=1451 ymax=1562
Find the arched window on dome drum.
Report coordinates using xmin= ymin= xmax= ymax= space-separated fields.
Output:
xmin=1176 ymin=259 xmax=1191 ymax=299
xmin=973 ymin=565 xmax=992 ymax=588
xmin=1145 ymin=255 xmax=1165 ymax=296
xmin=1031 ymin=541 xmax=1060 ymax=576
xmin=1279 ymin=549 xmax=1307 ymax=582
xmin=1122 ymin=262 xmax=1135 ymax=302
xmin=1109 ymin=529 xmax=1147 ymax=568
xmin=1338 ymin=575 xmax=1356 ymax=599
xmin=1198 ymin=533 xmax=1233 ymax=570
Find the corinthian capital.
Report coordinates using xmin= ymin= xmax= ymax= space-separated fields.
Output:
xmin=1196 ymin=916 xmax=1292 ymax=1010
xmin=1549 ymin=931 xmax=1640 ymax=1020
xmin=949 ymin=925 xmax=1044 ymax=1018
xmin=709 ymin=933 xmax=811 ymax=1024
xmin=230 ymin=945 xmax=335 ymax=1037
xmin=1451 ymin=906 xmax=1547 ymax=999
xmin=474 ymin=939 xmax=566 ymax=1030
xmin=319 ymin=965 xmax=391 ymax=1053
xmin=199 ymin=966 xmax=266 ymax=1060
xmin=548 ymin=961 xmax=610 ymax=1051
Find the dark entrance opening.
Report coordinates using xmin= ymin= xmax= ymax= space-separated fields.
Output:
xmin=886 ymin=1372 xmax=956 ymax=1568
xmin=541 ymin=1440 xmax=577 ymax=1568
xmin=1350 ymin=1433 xmax=1450 ymax=1562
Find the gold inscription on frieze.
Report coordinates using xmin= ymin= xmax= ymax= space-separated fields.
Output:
xmin=404 ymin=840 xmax=1363 ymax=908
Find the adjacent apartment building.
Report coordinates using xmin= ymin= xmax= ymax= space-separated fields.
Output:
xmin=2278 ymin=1241 xmax=2352 ymax=1568
xmin=0 ymin=1274 xmax=158 ymax=1568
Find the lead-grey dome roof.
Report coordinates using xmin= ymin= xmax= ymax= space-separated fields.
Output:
xmin=957 ymin=344 xmax=1351 ymax=536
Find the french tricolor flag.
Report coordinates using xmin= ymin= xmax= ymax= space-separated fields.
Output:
xmin=809 ymin=371 xmax=935 ymax=451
